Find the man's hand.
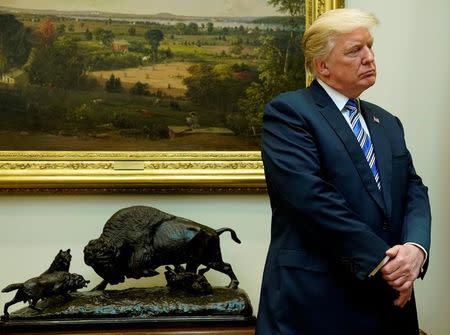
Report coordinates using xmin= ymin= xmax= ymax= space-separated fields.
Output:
xmin=380 ymin=244 xmax=425 ymax=307
xmin=393 ymin=282 xmax=413 ymax=308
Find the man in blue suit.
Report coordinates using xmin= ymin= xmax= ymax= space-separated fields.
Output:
xmin=256 ymin=8 xmax=431 ymax=335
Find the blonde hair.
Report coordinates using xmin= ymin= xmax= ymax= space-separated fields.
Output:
xmin=302 ymin=8 xmax=379 ymax=76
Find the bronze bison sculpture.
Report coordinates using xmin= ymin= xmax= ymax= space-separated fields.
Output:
xmin=84 ymin=206 xmax=241 ymax=290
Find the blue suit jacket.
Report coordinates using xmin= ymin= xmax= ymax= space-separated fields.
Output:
xmin=256 ymin=80 xmax=431 ymax=335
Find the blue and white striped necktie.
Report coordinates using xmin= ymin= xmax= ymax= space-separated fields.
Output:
xmin=345 ymin=99 xmax=381 ymax=190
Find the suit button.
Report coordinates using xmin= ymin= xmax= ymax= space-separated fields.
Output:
xmin=382 ymin=222 xmax=390 ymax=231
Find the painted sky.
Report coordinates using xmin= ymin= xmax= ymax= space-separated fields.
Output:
xmin=0 ymin=0 xmax=282 ymax=17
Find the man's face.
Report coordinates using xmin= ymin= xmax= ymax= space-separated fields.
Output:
xmin=317 ymin=27 xmax=376 ymax=97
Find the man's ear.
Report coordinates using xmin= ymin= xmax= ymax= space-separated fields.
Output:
xmin=314 ymin=58 xmax=330 ymax=78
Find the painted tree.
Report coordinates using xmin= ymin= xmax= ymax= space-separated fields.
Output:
xmin=144 ymin=29 xmax=164 ymax=62
xmin=268 ymin=0 xmax=304 ymax=74
xmin=0 ymin=14 xmax=32 ymax=73
xmin=184 ymin=63 xmax=253 ymax=115
xmin=35 ymin=18 xmax=57 ymax=46
xmin=105 ymin=74 xmax=122 ymax=93
xmin=128 ymin=26 xmax=136 ymax=36
xmin=130 ymin=81 xmax=150 ymax=95
xmin=26 ymin=36 xmax=86 ymax=88
xmin=93 ymin=27 xmax=105 ymax=40
xmin=236 ymin=33 xmax=304 ymax=135
xmin=223 ymin=1 xmax=306 ymax=136
xmin=175 ymin=23 xmax=187 ymax=35
xmin=207 ymin=22 xmax=214 ymax=33
xmin=56 ymin=23 xmax=66 ymax=34
xmin=187 ymin=22 xmax=199 ymax=34
xmin=92 ymin=28 xmax=114 ymax=46
xmin=100 ymin=30 xmax=115 ymax=46
xmin=84 ymin=29 xmax=93 ymax=41
xmin=0 ymin=54 xmax=7 ymax=74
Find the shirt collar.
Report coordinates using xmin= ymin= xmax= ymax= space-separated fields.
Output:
xmin=316 ymin=78 xmax=358 ymax=112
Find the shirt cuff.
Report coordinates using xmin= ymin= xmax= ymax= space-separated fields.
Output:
xmin=404 ymin=242 xmax=428 ymax=272
xmin=368 ymin=255 xmax=390 ymax=277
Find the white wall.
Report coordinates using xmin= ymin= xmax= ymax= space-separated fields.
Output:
xmin=1 ymin=0 xmax=449 ymax=333
xmin=347 ymin=1 xmax=450 ymax=334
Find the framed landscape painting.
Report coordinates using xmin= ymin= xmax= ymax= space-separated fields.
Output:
xmin=0 ymin=0 xmax=344 ymax=192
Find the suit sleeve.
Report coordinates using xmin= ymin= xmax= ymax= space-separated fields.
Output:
xmin=396 ymin=118 xmax=431 ymax=277
xmin=262 ymin=97 xmax=390 ymax=280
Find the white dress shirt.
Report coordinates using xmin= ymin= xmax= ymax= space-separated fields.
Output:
xmin=317 ymin=78 xmax=371 ymax=136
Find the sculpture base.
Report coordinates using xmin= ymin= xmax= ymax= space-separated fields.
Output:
xmin=0 ymin=287 xmax=254 ymax=332
xmin=0 ymin=315 xmax=255 ymax=333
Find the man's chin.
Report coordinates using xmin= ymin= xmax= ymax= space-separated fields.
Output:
xmin=361 ymin=76 xmax=376 ymax=89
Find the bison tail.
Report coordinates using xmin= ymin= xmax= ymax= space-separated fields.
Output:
xmin=216 ymin=228 xmax=241 ymax=244
xmin=2 ymin=283 xmax=22 ymax=293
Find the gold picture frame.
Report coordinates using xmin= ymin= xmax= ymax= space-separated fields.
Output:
xmin=0 ymin=0 xmax=344 ymax=192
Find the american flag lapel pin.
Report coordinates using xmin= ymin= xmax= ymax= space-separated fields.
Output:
xmin=373 ymin=116 xmax=380 ymax=123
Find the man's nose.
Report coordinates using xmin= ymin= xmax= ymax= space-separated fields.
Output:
xmin=362 ymin=46 xmax=375 ymax=64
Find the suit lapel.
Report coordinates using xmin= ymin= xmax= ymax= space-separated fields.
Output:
xmin=309 ymin=81 xmax=387 ymax=215
xmin=360 ymin=102 xmax=392 ymax=219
